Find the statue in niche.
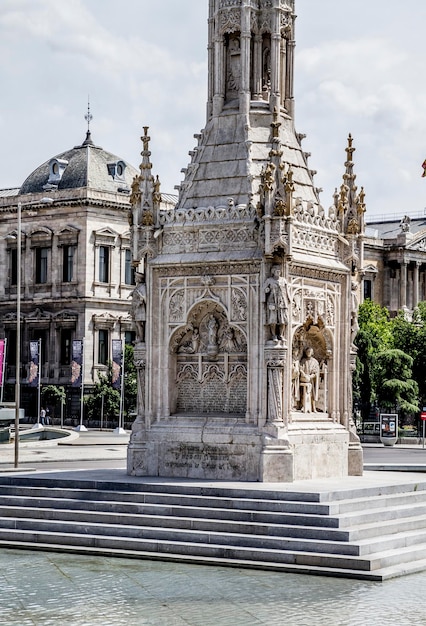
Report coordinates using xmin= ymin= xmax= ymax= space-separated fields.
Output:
xmin=178 ymin=327 xmax=200 ymax=354
xmin=207 ymin=314 xmax=219 ymax=358
xmin=350 ymin=281 xmax=359 ymax=350
xmin=264 ymin=265 xmax=289 ymax=342
xmin=291 ymin=359 xmax=300 ymax=410
xmin=130 ymin=273 xmax=147 ymax=342
xmin=220 ymin=326 xmax=238 ymax=353
xmin=299 ymin=347 xmax=320 ymax=413
xmin=226 ymin=36 xmax=241 ymax=96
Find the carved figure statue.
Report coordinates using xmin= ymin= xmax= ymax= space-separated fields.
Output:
xmin=291 ymin=359 xmax=300 ymax=409
xmin=350 ymin=281 xmax=359 ymax=349
xmin=130 ymin=273 xmax=147 ymax=342
xmin=206 ymin=314 xmax=219 ymax=358
xmin=299 ymin=347 xmax=320 ymax=413
xmin=178 ymin=327 xmax=200 ymax=354
xmin=399 ymin=215 xmax=411 ymax=233
xmin=207 ymin=315 xmax=218 ymax=347
xmin=264 ymin=265 xmax=289 ymax=341
xmin=220 ymin=327 xmax=238 ymax=353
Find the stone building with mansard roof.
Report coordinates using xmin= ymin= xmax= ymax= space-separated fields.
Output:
xmin=0 ymin=129 xmax=175 ymax=420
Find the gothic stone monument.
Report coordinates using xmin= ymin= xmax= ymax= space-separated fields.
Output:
xmin=127 ymin=0 xmax=364 ymax=482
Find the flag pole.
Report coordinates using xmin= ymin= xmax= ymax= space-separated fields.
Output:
xmin=0 ymin=338 xmax=6 ymax=404
xmin=75 ymin=339 xmax=87 ymax=432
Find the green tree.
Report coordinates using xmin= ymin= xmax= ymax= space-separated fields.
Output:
xmin=373 ymin=348 xmax=419 ymax=418
xmin=84 ymin=366 xmax=120 ymax=426
xmin=41 ymin=385 xmax=66 ymax=421
xmin=84 ymin=344 xmax=136 ymax=426
xmin=354 ymin=300 xmax=393 ymax=421
xmin=392 ymin=303 xmax=426 ymax=405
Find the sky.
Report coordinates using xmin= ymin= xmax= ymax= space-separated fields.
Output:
xmin=1 ymin=0 xmax=426 ymax=219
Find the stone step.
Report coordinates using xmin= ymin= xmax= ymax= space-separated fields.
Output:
xmin=2 ymin=476 xmax=426 ymax=579
xmin=0 ymin=485 xmax=333 ymax=516
xmin=0 ymin=538 xmax=388 ymax=581
xmin=0 ymin=527 xmax=377 ymax=570
xmin=0 ymin=493 xmax=341 ymax=528
xmin=0 ymin=503 xmax=348 ymax=540
xmin=3 ymin=497 xmax=426 ymax=547
xmin=0 ymin=516 xmax=362 ymax=555
xmin=2 ymin=475 xmax=426 ymax=504
xmin=2 ymin=482 xmax=426 ymax=519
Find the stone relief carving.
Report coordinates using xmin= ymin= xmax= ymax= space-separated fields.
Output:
xmin=172 ymin=302 xmax=247 ymax=357
xmin=265 ymin=350 xmax=286 ymax=423
xmin=231 ymin=288 xmax=247 ymax=321
xmin=220 ymin=7 xmax=241 ymax=35
xmin=159 ymin=203 xmax=257 ymax=226
xmin=169 ymin=291 xmax=185 ymax=323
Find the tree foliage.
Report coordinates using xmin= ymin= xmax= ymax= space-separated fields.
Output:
xmin=84 ymin=344 xmax=137 ymax=426
xmin=354 ymin=300 xmax=422 ymax=424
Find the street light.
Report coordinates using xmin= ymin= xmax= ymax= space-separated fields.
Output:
xmin=13 ymin=197 xmax=54 ymax=468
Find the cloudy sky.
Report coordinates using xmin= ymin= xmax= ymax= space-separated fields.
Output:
xmin=1 ymin=0 xmax=425 ymax=219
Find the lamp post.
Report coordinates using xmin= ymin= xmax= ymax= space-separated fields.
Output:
xmin=13 ymin=197 xmax=53 ymax=468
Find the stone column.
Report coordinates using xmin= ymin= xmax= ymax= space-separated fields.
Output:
xmin=413 ymin=261 xmax=420 ymax=308
xmin=207 ymin=11 xmax=215 ymax=119
xmin=270 ymin=4 xmax=281 ymax=113
xmin=285 ymin=40 xmax=295 ymax=119
xmin=213 ymin=35 xmax=225 ymax=116
xmin=400 ymin=261 xmax=407 ymax=309
xmin=265 ymin=348 xmax=286 ymax=424
xmin=280 ymin=37 xmax=287 ymax=109
xmin=240 ymin=5 xmax=251 ymax=114
xmin=253 ymin=34 xmax=263 ymax=100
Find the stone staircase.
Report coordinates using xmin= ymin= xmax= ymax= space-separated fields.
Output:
xmin=0 ymin=475 xmax=426 ymax=580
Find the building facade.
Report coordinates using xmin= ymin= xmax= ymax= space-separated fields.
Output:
xmin=0 ymin=130 xmax=174 ymax=420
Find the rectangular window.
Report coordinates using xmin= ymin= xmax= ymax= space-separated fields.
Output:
xmin=35 ymin=247 xmax=49 ymax=284
xmin=7 ymin=329 xmax=17 ymax=366
xmin=10 ymin=248 xmax=17 ymax=286
xmin=60 ymin=329 xmax=72 ymax=365
xmin=125 ymin=249 xmax=135 ymax=285
xmin=363 ymin=279 xmax=372 ymax=301
xmin=98 ymin=329 xmax=108 ymax=365
xmin=125 ymin=331 xmax=136 ymax=345
xmin=62 ymin=245 xmax=75 ymax=282
xmin=99 ymin=246 xmax=109 ymax=283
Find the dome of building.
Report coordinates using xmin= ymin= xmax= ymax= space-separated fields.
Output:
xmin=20 ymin=131 xmax=138 ymax=195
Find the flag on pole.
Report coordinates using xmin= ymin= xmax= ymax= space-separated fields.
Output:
xmin=112 ymin=340 xmax=123 ymax=390
xmin=422 ymin=160 xmax=426 ymax=177
xmin=28 ymin=340 xmax=40 ymax=388
xmin=71 ymin=340 xmax=83 ymax=387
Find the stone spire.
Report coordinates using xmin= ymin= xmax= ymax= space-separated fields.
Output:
xmin=130 ymin=127 xmax=161 ymax=265
xmin=335 ymin=134 xmax=366 ymax=274
xmin=337 ymin=134 xmax=366 ymax=238
xmin=176 ymin=0 xmax=318 ymax=214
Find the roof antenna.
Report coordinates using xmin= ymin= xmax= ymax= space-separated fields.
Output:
xmin=82 ymin=96 xmax=94 ymax=146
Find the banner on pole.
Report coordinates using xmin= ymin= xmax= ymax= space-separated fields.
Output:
xmin=112 ymin=340 xmax=123 ymax=390
xmin=71 ymin=340 xmax=83 ymax=388
xmin=0 ymin=339 xmax=5 ymax=387
xmin=28 ymin=340 xmax=40 ymax=387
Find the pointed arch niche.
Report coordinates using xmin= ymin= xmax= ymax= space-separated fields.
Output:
xmin=169 ymin=300 xmax=247 ymax=416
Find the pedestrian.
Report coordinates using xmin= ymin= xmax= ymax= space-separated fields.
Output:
xmin=40 ymin=407 xmax=46 ymax=425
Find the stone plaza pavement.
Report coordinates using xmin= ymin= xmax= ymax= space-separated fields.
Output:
xmin=0 ymin=428 xmax=129 ymax=470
